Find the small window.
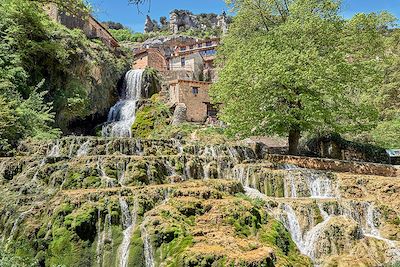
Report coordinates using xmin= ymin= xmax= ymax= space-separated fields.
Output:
xmin=198 ymin=43 xmax=203 ymax=48
xmin=181 ymin=57 xmax=185 ymax=67
xmin=192 ymin=87 xmax=199 ymax=95
xmin=206 ymin=41 xmax=212 ymax=47
xmin=180 ymin=46 xmax=186 ymax=51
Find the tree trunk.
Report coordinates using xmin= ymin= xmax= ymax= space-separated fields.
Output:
xmin=288 ymin=128 xmax=301 ymax=155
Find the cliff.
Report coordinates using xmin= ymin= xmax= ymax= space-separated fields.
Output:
xmin=144 ymin=10 xmax=230 ymax=36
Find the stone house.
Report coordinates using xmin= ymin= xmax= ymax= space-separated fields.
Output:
xmin=132 ymin=36 xmax=221 ymax=123
xmin=168 ymin=38 xmax=219 ymax=81
xmin=133 ymin=48 xmax=168 ymax=71
xmin=44 ymin=4 xmax=119 ymax=49
xmin=169 ymin=80 xmax=218 ymax=122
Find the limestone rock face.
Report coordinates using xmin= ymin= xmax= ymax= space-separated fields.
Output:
xmin=169 ymin=10 xmax=199 ymax=34
xmin=217 ymin=11 xmax=229 ymax=34
xmin=171 ymin=103 xmax=188 ymax=125
xmin=143 ymin=9 xmax=230 ymax=35
xmin=144 ymin=15 xmax=156 ymax=33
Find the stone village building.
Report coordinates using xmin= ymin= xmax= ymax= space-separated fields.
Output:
xmin=44 ymin=4 xmax=119 ymax=49
xmin=133 ymin=37 xmax=220 ymax=123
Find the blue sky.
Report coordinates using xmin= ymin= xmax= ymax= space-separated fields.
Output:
xmin=88 ymin=0 xmax=400 ymax=32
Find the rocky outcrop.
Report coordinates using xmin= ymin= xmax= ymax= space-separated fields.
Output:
xmin=171 ymin=103 xmax=188 ymax=125
xmin=144 ymin=15 xmax=156 ymax=33
xmin=144 ymin=10 xmax=230 ymax=35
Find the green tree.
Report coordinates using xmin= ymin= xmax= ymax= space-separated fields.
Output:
xmin=211 ymin=0 xmax=392 ymax=154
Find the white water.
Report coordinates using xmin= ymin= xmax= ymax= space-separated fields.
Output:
xmin=362 ymin=203 xmax=400 ymax=260
xmin=8 ymin=208 xmax=33 ymax=242
xmin=244 ymin=186 xmax=266 ymax=199
xmin=96 ymin=159 xmax=116 ymax=188
xmin=307 ymin=173 xmax=338 ymax=199
xmin=48 ymin=140 xmax=60 ymax=157
xmin=77 ymin=140 xmax=90 ymax=157
xmin=102 ymin=69 xmax=144 ymax=137
xmin=142 ymin=223 xmax=155 ymax=267
xmin=281 ymin=204 xmax=303 ymax=248
xmin=119 ymin=198 xmax=138 ymax=267
xmin=284 ymin=173 xmax=298 ymax=198
xmin=96 ymin=209 xmax=105 ymax=267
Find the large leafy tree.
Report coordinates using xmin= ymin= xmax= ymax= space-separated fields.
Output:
xmin=211 ymin=0 xmax=393 ymax=154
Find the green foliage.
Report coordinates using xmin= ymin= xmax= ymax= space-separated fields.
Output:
xmin=372 ymin=119 xmax=400 ymax=148
xmin=211 ymin=0 xmax=393 ymax=152
xmin=0 ymin=245 xmax=37 ymax=267
xmin=131 ymin=94 xmax=172 ymax=138
xmin=109 ymin=28 xmax=171 ymax=43
xmin=0 ymin=0 xmax=129 ymax=153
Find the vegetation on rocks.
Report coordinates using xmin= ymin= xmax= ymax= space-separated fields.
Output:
xmin=0 ymin=0 xmax=130 ymax=155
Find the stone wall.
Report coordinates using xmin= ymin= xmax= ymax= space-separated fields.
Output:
xmin=169 ymin=80 xmax=212 ymax=122
xmin=169 ymin=52 xmax=204 ymax=80
xmin=44 ymin=4 xmax=118 ymax=49
xmin=133 ymin=49 xmax=168 ymax=71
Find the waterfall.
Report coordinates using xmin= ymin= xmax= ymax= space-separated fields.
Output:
xmin=77 ymin=140 xmax=90 ymax=157
xmin=48 ymin=140 xmax=60 ymax=157
xmin=362 ymin=203 xmax=400 ymax=259
xmin=284 ymin=173 xmax=297 ymax=198
xmin=96 ymin=209 xmax=105 ymax=267
xmin=307 ymin=172 xmax=337 ymax=199
xmin=119 ymin=198 xmax=138 ymax=267
xmin=102 ymin=69 xmax=144 ymax=137
xmin=68 ymin=138 xmax=75 ymax=157
xmin=281 ymin=204 xmax=303 ymax=249
xmin=142 ymin=223 xmax=155 ymax=267
xmin=96 ymin=158 xmax=116 ymax=188
xmin=8 ymin=208 xmax=33 ymax=242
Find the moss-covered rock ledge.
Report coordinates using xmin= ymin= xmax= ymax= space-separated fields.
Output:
xmin=1 ymin=180 xmax=310 ymax=267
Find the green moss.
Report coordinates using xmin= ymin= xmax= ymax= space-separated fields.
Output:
xmin=131 ymin=94 xmax=171 ymax=139
xmin=65 ymin=204 xmax=97 ymax=241
xmin=159 ymin=235 xmax=193 ymax=266
xmin=0 ymin=244 xmax=37 ymax=267
xmin=128 ymin=228 xmax=145 ymax=266
xmin=46 ymin=227 xmax=80 ymax=266
xmin=82 ymin=176 xmax=101 ymax=188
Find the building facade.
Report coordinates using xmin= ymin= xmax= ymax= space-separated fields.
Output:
xmin=44 ymin=4 xmax=119 ymax=49
xmin=132 ymin=36 xmax=221 ymax=123
xmin=133 ymin=48 xmax=168 ymax=71
xmin=169 ymin=80 xmax=217 ymax=122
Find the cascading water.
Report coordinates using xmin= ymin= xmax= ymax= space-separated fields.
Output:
xmin=119 ymin=198 xmax=138 ymax=267
xmin=281 ymin=204 xmax=303 ymax=249
xmin=102 ymin=69 xmax=144 ymax=137
xmin=48 ymin=140 xmax=60 ymax=157
xmin=142 ymin=223 xmax=155 ymax=267
xmin=77 ymin=140 xmax=90 ymax=157
xmin=8 ymin=208 xmax=33 ymax=242
xmin=362 ymin=203 xmax=400 ymax=259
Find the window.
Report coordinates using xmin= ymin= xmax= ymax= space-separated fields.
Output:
xmin=180 ymin=46 xmax=186 ymax=51
xmin=198 ymin=43 xmax=203 ymax=48
xmin=206 ymin=41 xmax=212 ymax=47
xmin=192 ymin=87 xmax=199 ymax=95
xmin=181 ymin=57 xmax=185 ymax=67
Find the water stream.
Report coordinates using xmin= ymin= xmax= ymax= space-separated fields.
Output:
xmin=119 ymin=198 xmax=138 ymax=267
xmin=142 ymin=223 xmax=155 ymax=267
xmin=102 ymin=70 xmax=144 ymax=137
